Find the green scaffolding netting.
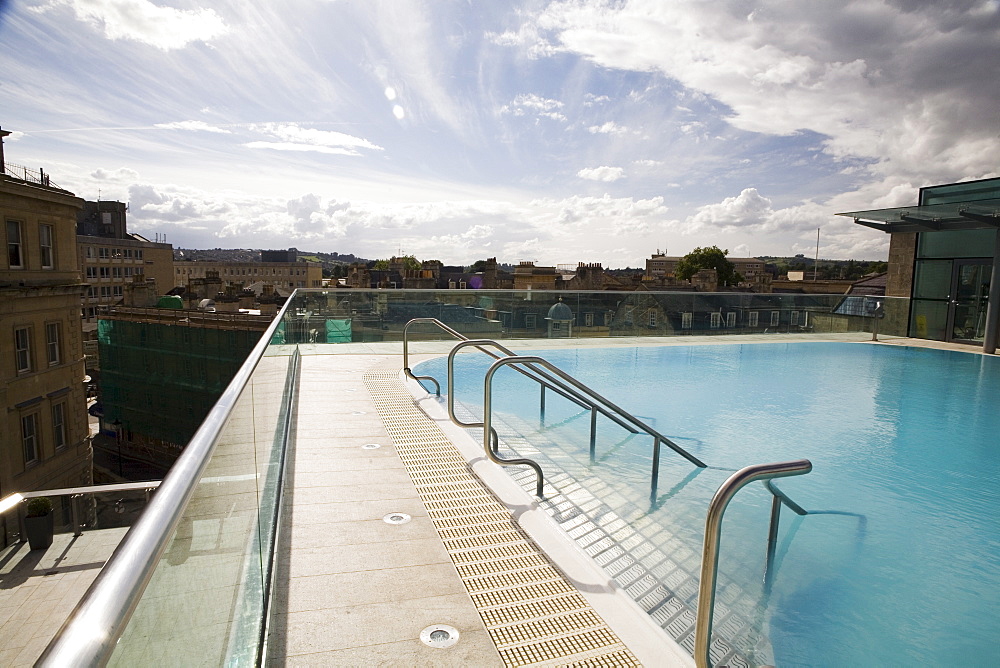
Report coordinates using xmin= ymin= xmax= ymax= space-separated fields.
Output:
xmin=98 ymin=319 xmax=263 ymax=446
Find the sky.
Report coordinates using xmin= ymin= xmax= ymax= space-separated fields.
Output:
xmin=1 ymin=0 xmax=997 ymax=267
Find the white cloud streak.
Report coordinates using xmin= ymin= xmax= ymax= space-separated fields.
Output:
xmin=43 ymin=0 xmax=228 ymax=50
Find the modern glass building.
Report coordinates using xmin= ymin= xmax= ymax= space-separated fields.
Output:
xmin=840 ymin=177 xmax=1000 ymax=352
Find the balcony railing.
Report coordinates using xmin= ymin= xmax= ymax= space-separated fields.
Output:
xmin=2 ymin=161 xmax=64 ymax=190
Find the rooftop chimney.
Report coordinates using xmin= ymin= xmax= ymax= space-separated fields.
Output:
xmin=0 ymin=126 xmax=10 ymax=175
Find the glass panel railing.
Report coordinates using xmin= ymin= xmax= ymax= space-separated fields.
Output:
xmin=0 ymin=483 xmax=160 ymax=550
xmin=279 ymin=289 xmax=909 ymax=346
xmin=39 ymin=298 xmax=299 ymax=667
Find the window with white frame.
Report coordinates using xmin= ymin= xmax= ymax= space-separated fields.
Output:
xmin=791 ymin=311 xmax=800 ymax=326
xmin=100 ymin=286 xmax=112 ymax=298
xmin=39 ymin=224 xmax=54 ymax=268
xmin=7 ymin=220 xmax=23 ymax=268
xmin=649 ymin=311 xmax=657 ymax=328
xmin=525 ymin=314 xmax=537 ymax=328
xmin=22 ymin=413 xmax=38 ymax=464
xmin=770 ymin=311 xmax=780 ymax=327
xmin=710 ymin=312 xmax=722 ymax=328
xmin=52 ymin=403 xmax=66 ymax=450
xmin=113 ymin=286 xmax=123 ymax=297
xmin=46 ymin=322 xmax=61 ymax=365
xmin=99 ymin=267 xmax=110 ymax=278
xmin=682 ymin=312 xmax=693 ymax=329
xmin=15 ymin=327 xmax=32 ymax=373
xmin=137 ymin=250 xmax=143 ymax=260
xmin=113 ymin=267 xmax=122 ymax=279
xmin=99 ymin=247 xmax=109 ymax=259
xmin=726 ymin=312 xmax=736 ymax=328
xmin=584 ymin=312 xmax=594 ymax=327
xmin=86 ymin=266 xmax=97 ymax=279
xmin=749 ymin=311 xmax=759 ymax=327
xmin=85 ymin=246 xmax=94 ymax=259
xmin=125 ymin=267 xmax=133 ymax=277
xmin=124 ymin=249 xmax=133 ymax=259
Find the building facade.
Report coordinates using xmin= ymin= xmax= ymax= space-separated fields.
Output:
xmin=843 ymin=177 xmax=1000 ymax=351
xmin=1 ymin=145 xmax=92 ymax=499
xmin=174 ymin=260 xmax=322 ymax=291
xmin=77 ymin=200 xmax=175 ymax=322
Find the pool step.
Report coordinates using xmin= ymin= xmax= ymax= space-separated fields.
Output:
xmin=454 ymin=402 xmax=773 ymax=668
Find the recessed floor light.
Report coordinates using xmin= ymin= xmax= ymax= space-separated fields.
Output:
xmin=352 ymin=411 xmax=366 ymax=415
xmin=383 ymin=512 xmax=411 ymax=525
xmin=420 ymin=624 xmax=459 ymax=648
xmin=362 ymin=443 xmax=381 ymax=450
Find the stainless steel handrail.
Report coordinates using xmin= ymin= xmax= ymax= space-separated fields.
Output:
xmin=694 ymin=460 xmax=812 ymax=668
xmin=483 ymin=355 xmax=706 ymax=498
xmin=37 ymin=293 xmax=298 ymax=667
xmin=404 ymin=318 xmax=619 ymax=423
xmin=445 ymin=339 xmax=637 ymax=438
xmin=1 ymin=483 xmax=162 ymax=541
xmin=405 ymin=318 xmax=705 ymax=469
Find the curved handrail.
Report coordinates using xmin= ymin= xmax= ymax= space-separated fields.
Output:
xmin=37 ymin=293 xmax=299 ymax=667
xmin=694 ymin=460 xmax=813 ymax=668
xmin=445 ymin=339 xmax=636 ymax=436
xmin=405 ymin=319 xmax=629 ymax=428
xmin=404 ymin=318 xmax=704 ymax=467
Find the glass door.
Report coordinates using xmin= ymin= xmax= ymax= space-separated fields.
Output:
xmin=947 ymin=260 xmax=991 ymax=344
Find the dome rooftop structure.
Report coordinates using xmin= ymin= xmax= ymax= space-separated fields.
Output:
xmin=546 ymin=299 xmax=573 ymax=321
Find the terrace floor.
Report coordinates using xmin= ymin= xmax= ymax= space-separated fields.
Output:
xmin=2 ymin=332 xmax=988 ymax=666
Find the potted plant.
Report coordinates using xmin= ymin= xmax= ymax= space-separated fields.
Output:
xmin=24 ymin=496 xmax=54 ymax=550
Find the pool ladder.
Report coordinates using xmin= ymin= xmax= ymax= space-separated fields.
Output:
xmin=402 ymin=318 xmax=822 ymax=668
xmin=403 ymin=317 xmax=706 ymax=499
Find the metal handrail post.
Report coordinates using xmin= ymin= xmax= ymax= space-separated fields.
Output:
xmin=763 ymin=494 xmax=782 ymax=591
xmin=71 ymin=495 xmax=81 ymax=537
xmin=540 ymin=385 xmax=546 ymax=424
xmin=484 ymin=357 xmax=547 ymax=497
xmin=694 ymin=460 xmax=812 ymax=668
xmin=589 ymin=407 xmax=597 ymax=461
xmin=651 ymin=437 xmax=661 ymax=500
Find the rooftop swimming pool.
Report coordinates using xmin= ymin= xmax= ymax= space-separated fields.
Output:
xmin=415 ymin=342 xmax=1000 ymax=667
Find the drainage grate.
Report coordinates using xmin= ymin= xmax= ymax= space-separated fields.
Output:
xmin=364 ymin=368 xmax=638 ymax=667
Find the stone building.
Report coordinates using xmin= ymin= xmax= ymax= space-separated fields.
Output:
xmin=1 ymin=129 xmax=92 ymax=501
xmin=77 ymin=200 xmax=174 ymax=322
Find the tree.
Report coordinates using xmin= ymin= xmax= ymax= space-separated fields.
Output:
xmin=675 ymin=246 xmax=743 ymax=285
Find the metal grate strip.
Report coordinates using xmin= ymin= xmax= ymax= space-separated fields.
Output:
xmin=363 ymin=368 xmax=637 ymax=667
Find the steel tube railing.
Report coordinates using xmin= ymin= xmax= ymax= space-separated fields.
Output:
xmin=408 ymin=319 xmax=628 ymax=428
xmin=37 ymin=293 xmax=298 ymax=667
xmin=445 ymin=338 xmax=634 ymax=434
xmin=694 ymin=460 xmax=812 ymax=668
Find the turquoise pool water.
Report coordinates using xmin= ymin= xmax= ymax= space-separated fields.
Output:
xmin=416 ymin=343 xmax=1000 ymax=667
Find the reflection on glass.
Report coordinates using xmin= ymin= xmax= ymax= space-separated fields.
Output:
xmin=951 ymin=263 xmax=990 ymax=343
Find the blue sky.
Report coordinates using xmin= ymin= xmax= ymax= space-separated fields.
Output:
xmin=1 ymin=0 xmax=997 ymax=266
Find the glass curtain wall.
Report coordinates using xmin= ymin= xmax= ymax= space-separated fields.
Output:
xmin=909 ymin=230 xmax=995 ymax=343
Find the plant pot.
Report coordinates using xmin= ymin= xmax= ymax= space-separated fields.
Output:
xmin=25 ymin=512 xmax=54 ymax=550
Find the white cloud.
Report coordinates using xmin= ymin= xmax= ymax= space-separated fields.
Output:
xmin=500 ymin=94 xmax=568 ymax=122
xmin=588 ymin=121 xmax=627 ymax=135
xmin=47 ymin=0 xmax=227 ymax=50
xmin=577 ymin=166 xmax=625 ymax=182
xmin=154 ymin=121 xmax=231 ymax=134
xmin=687 ymin=188 xmax=773 ymax=230
xmin=530 ymin=0 xmax=1000 ymax=186
xmin=91 ymin=167 xmax=140 ymax=181
xmin=244 ymin=123 xmax=383 ymax=157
